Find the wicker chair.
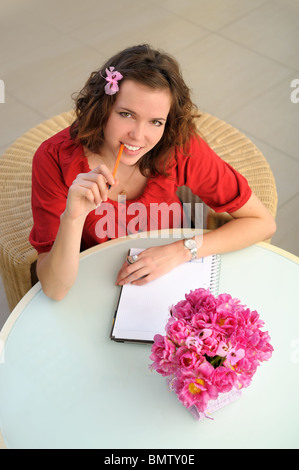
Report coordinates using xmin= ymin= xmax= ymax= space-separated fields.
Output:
xmin=0 ymin=111 xmax=75 ymax=311
xmin=0 ymin=111 xmax=277 ymax=311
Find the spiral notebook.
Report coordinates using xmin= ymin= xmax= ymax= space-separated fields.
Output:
xmin=111 ymin=248 xmax=221 ymax=344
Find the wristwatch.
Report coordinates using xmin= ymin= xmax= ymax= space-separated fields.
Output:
xmin=183 ymin=238 xmax=197 ymax=260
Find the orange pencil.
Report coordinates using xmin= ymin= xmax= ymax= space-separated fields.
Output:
xmin=113 ymin=143 xmax=124 ymax=178
xmin=108 ymin=143 xmax=124 ymax=189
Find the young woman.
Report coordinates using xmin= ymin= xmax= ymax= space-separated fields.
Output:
xmin=29 ymin=44 xmax=276 ymax=300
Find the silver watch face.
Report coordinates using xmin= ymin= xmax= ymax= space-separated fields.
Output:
xmin=184 ymin=238 xmax=197 ymax=250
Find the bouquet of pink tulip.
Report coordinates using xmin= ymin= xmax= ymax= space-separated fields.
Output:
xmin=150 ymin=288 xmax=273 ymax=420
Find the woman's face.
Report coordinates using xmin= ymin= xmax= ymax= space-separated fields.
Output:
xmin=102 ymin=80 xmax=171 ymax=167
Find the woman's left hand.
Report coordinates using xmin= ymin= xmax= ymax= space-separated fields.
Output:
xmin=115 ymin=241 xmax=188 ymax=286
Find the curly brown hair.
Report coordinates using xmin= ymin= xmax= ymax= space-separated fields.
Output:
xmin=70 ymin=44 xmax=200 ymax=177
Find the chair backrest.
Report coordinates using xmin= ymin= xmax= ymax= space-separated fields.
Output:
xmin=0 ymin=111 xmax=277 ymax=311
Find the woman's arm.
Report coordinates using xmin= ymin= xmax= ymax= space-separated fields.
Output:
xmin=37 ymin=165 xmax=116 ymax=300
xmin=36 ymin=213 xmax=86 ymax=301
xmin=115 ymin=192 xmax=276 ymax=286
xmin=196 ymin=192 xmax=277 ymax=257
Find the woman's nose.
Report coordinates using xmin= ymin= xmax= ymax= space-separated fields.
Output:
xmin=128 ymin=122 xmax=144 ymax=141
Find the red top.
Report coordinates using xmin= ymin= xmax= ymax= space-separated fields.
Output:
xmin=29 ymin=127 xmax=252 ymax=254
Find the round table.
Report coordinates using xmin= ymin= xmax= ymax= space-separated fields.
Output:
xmin=0 ymin=234 xmax=298 ymax=449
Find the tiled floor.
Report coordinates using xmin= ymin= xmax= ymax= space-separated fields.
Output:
xmin=1 ymin=0 xmax=298 ymax=328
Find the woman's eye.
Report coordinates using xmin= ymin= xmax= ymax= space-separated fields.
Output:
xmin=152 ymin=120 xmax=163 ymax=127
xmin=120 ymin=112 xmax=131 ymax=118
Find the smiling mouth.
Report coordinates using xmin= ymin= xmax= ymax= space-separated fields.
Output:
xmin=122 ymin=143 xmax=142 ymax=151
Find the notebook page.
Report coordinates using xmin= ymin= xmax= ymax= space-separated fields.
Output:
xmin=111 ymin=249 xmax=218 ymax=342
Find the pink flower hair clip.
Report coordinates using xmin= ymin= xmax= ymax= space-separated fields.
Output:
xmin=101 ymin=66 xmax=123 ymax=95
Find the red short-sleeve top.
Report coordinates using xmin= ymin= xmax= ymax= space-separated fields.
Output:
xmin=29 ymin=127 xmax=252 ymax=254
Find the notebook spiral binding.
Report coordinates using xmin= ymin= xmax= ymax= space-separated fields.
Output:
xmin=209 ymin=254 xmax=221 ymax=296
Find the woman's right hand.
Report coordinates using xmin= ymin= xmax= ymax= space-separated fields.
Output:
xmin=64 ymin=164 xmax=117 ymax=220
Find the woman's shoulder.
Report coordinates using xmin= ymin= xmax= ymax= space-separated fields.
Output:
xmin=33 ymin=126 xmax=83 ymax=164
xmin=32 ymin=127 xmax=86 ymax=185
xmin=175 ymin=132 xmax=228 ymax=170
xmin=174 ymin=133 xmax=207 ymax=171
xmin=36 ymin=126 xmax=75 ymax=152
